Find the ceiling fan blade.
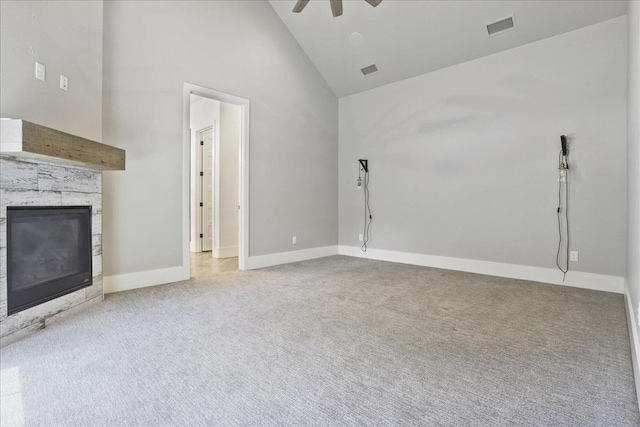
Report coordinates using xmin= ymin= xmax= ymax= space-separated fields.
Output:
xmin=330 ymin=0 xmax=343 ymax=17
xmin=292 ymin=0 xmax=310 ymax=13
xmin=365 ymin=0 xmax=382 ymax=6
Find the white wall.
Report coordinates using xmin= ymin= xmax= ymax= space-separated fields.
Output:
xmin=339 ymin=17 xmax=627 ymax=279
xmin=102 ymin=1 xmax=338 ymax=277
xmin=0 ymin=1 xmax=103 ymax=142
xmin=190 ymin=97 xmax=219 ymax=133
xmin=218 ymin=103 xmax=241 ymax=254
xmin=626 ymin=0 xmax=640 ymax=403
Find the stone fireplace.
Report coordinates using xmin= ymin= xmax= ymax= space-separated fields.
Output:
xmin=0 ymin=120 xmax=125 ymax=347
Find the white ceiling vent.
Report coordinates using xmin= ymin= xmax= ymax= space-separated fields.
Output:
xmin=361 ymin=64 xmax=379 ymax=76
xmin=486 ymin=15 xmax=516 ymax=36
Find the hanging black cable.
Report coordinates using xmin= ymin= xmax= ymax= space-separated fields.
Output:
xmin=556 ymin=147 xmax=569 ymax=281
xmin=358 ymin=160 xmax=372 ymax=252
xmin=361 ymin=168 xmax=372 ymax=252
xmin=565 ymin=174 xmax=569 ymax=278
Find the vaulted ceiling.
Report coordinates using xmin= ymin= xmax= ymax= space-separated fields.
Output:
xmin=268 ymin=0 xmax=628 ymax=97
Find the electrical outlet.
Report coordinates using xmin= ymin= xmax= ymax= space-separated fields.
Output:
xmin=358 ymin=234 xmax=363 ymax=242
xmin=292 ymin=236 xmax=297 ymax=245
xmin=570 ymin=251 xmax=579 ymax=262
xmin=60 ymin=75 xmax=68 ymax=91
xmin=35 ymin=62 xmax=45 ymax=81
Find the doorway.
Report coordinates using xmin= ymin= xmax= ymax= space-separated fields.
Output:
xmin=183 ymin=83 xmax=249 ymax=273
xmin=191 ymin=125 xmax=214 ymax=253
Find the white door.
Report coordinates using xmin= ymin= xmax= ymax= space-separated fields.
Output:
xmin=200 ymin=127 xmax=214 ymax=251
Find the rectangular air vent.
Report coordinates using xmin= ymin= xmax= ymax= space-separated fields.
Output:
xmin=361 ymin=64 xmax=378 ymax=76
xmin=486 ymin=15 xmax=516 ymax=36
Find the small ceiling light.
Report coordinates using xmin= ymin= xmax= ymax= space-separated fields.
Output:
xmin=348 ymin=32 xmax=365 ymax=48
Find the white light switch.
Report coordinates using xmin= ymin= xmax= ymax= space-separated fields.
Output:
xmin=35 ymin=62 xmax=45 ymax=81
xmin=292 ymin=236 xmax=297 ymax=245
xmin=60 ymin=75 xmax=68 ymax=91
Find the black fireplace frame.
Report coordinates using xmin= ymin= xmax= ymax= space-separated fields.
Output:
xmin=6 ymin=206 xmax=93 ymax=315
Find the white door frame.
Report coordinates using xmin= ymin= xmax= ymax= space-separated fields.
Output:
xmin=183 ymin=82 xmax=250 ymax=270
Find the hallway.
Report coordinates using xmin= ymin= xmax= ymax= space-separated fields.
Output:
xmin=190 ymin=252 xmax=238 ymax=278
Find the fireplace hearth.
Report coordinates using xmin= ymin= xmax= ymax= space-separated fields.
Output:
xmin=7 ymin=206 xmax=93 ymax=315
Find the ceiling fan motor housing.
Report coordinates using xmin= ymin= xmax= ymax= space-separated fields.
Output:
xmin=292 ymin=0 xmax=382 ymax=18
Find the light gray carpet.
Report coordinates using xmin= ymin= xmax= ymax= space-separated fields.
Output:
xmin=1 ymin=256 xmax=638 ymax=426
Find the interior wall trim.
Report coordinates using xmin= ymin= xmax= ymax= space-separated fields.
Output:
xmin=624 ymin=280 xmax=640 ymax=412
xmin=246 ymin=246 xmax=339 ymax=270
xmin=339 ymin=246 xmax=624 ymax=294
xmin=105 ymin=244 xmax=626 ymax=303
xmin=104 ymin=266 xmax=189 ymax=294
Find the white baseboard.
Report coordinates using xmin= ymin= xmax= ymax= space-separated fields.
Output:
xmin=104 ymin=265 xmax=190 ymax=294
xmin=338 ymin=246 xmax=624 ymax=294
xmin=213 ymin=246 xmax=238 ymax=259
xmin=104 ymin=244 xmax=623 ymax=295
xmin=247 ymin=246 xmax=338 ymax=270
xmin=105 ymin=245 xmax=336 ymax=292
xmin=624 ymin=281 xmax=640 ymax=411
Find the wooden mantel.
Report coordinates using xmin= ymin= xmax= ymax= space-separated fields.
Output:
xmin=0 ymin=119 xmax=125 ymax=170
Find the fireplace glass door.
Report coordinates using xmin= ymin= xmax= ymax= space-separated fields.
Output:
xmin=6 ymin=206 xmax=92 ymax=315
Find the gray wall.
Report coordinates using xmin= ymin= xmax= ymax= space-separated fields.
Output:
xmin=339 ymin=17 xmax=627 ymax=276
xmin=628 ymin=3 xmax=640 ymax=325
xmin=102 ymin=1 xmax=338 ymax=275
xmin=0 ymin=1 xmax=103 ymax=142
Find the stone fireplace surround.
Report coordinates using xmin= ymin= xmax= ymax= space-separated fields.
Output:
xmin=0 ymin=120 xmax=125 ymax=347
